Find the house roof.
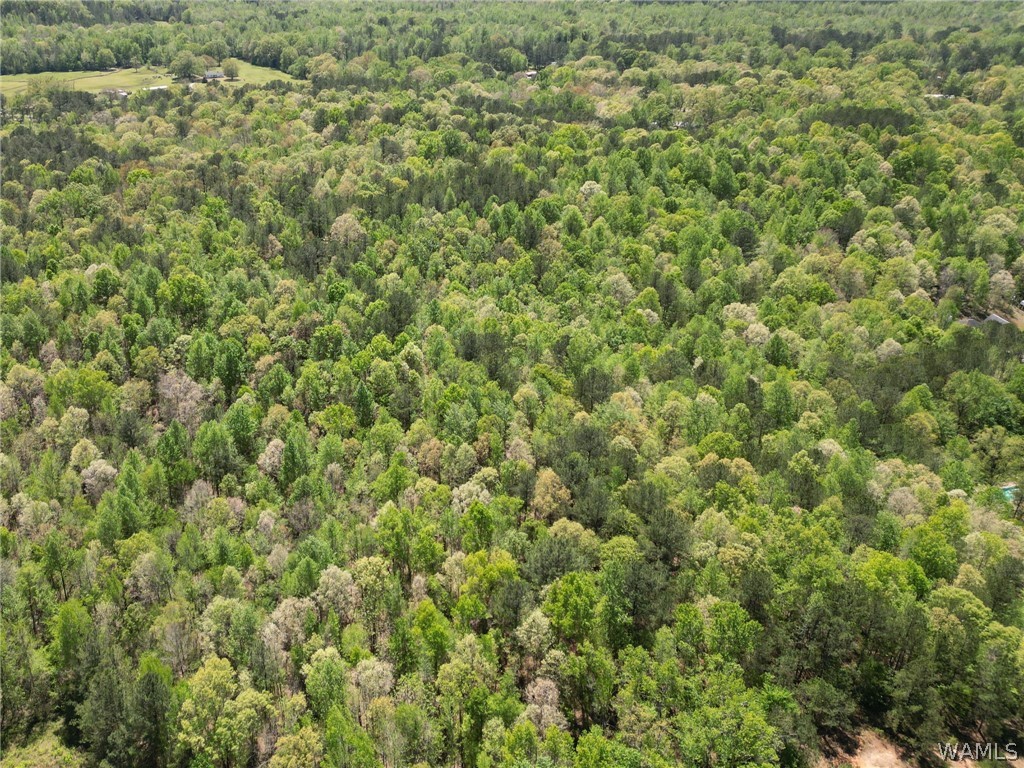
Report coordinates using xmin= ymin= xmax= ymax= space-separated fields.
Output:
xmin=961 ymin=313 xmax=1010 ymax=327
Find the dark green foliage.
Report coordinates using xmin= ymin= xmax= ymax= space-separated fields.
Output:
xmin=3 ymin=3 xmax=1024 ymax=767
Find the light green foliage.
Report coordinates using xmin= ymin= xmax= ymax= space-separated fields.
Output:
xmin=3 ymin=3 xmax=1024 ymax=767
xmin=176 ymin=656 xmax=272 ymax=768
xmin=269 ymin=726 xmax=324 ymax=768
xmin=543 ymin=572 xmax=601 ymax=646
xmin=324 ymin=705 xmax=379 ymax=768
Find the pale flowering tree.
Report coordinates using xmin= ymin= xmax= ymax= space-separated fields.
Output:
xmin=31 ymin=394 xmax=47 ymax=425
xmin=0 ymin=382 xmax=16 ymax=421
xmin=515 ymin=608 xmax=554 ymax=681
xmin=451 ymin=478 xmax=492 ymax=516
xmin=257 ymin=509 xmax=277 ymax=539
xmin=876 ymin=338 xmax=904 ymax=362
xmin=722 ymin=302 xmax=757 ymax=324
xmin=743 ymin=322 xmax=771 ymax=346
xmin=158 ymin=370 xmax=206 ymax=433
xmin=991 ymin=269 xmax=1017 ymax=307
xmin=815 ymin=438 xmax=847 ymax=462
xmin=267 ymin=544 xmax=290 ymax=577
xmin=438 ymin=551 xmax=467 ymax=601
xmin=269 ymin=597 xmax=315 ymax=650
xmin=638 ymin=308 xmax=660 ymax=326
xmin=327 ymin=212 xmax=367 ymax=264
xmin=313 ymin=565 xmax=358 ymax=622
xmin=260 ymin=621 xmax=290 ymax=674
xmin=887 ymin=486 xmax=924 ymax=519
xmin=349 ymin=658 xmax=394 ymax=726
xmin=38 ymin=340 xmax=59 ymax=369
xmin=604 ymin=270 xmax=636 ymax=306
xmin=324 ymin=462 xmax=345 ymax=493
xmin=127 ymin=550 xmax=173 ymax=606
xmin=6 ymin=364 xmax=44 ymax=406
xmin=82 ymin=459 xmax=117 ymax=503
xmin=410 ymin=573 xmax=428 ymax=604
xmin=415 ymin=437 xmax=443 ymax=480
xmin=12 ymin=493 xmax=54 ymax=540
xmin=265 ymin=234 xmax=283 ymax=260
xmin=530 ymin=468 xmax=571 ymax=522
xmin=258 ymin=438 xmax=285 ymax=478
xmin=182 ymin=479 xmax=214 ymax=524
xmin=504 ymin=436 xmax=535 ymax=466
xmin=520 ymin=677 xmax=568 ymax=732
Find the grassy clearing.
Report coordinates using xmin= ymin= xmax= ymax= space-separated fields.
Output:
xmin=233 ymin=60 xmax=299 ymax=85
xmin=0 ymin=727 xmax=85 ymax=768
xmin=0 ymin=68 xmax=172 ymax=97
xmin=0 ymin=62 xmax=299 ymax=98
xmin=196 ymin=60 xmax=300 ymax=88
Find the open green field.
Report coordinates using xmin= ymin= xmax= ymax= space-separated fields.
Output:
xmin=190 ymin=61 xmax=300 ymax=91
xmin=224 ymin=60 xmax=300 ymax=86
xmin=0 ymin=68 xmax=172 ymax=97
xmin=0 ymin=62 xmax=298 ymax=97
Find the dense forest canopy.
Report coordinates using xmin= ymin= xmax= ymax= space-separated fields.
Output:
xmin=2 ymin=2 xmax=1024 ymax=767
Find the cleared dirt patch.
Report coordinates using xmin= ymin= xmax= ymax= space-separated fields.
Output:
xmin=818 ymin=730 xmax=1024 ymax=768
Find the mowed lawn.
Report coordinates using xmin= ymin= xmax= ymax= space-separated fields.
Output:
xmin=0 ymin=63 xmax=298 ymax=97
xmin=193 ymin=61 xmax=300 ymax=88
xmin=0 ymin=68 xmax=173 ymax=97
